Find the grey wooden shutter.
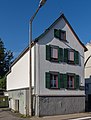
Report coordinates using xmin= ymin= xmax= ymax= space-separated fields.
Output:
xmin=58 ymin=73 xmax=61 ymax=89
xmin=64 ymin=49 xmax=68 ymax=63
xmin=74 ymin=75 xmax=79 ymax=89
xmin=74 ymin=50 xmax=79 ymax=65
xmin=63 ymin=74 xmax=67 ymax=88
xmin=54 ymin=29 xmax=60 ymax=39
xmin=58 ymin=48 xmax=63 ymax=62
xmin=45 ymin=72 xmax=51 ymax=89
xmin=60 ymin=73 xmax=64 ymax=88
xmin=46 ymin=45 xmax=51 ymax=61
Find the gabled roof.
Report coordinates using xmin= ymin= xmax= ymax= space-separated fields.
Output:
xmin=34 ymin=14 xmax=87 ymax=52
xmin=7 ymin=14 xmax=87 ymax=72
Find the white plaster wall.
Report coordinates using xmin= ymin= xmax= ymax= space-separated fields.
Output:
xmin=85 ymin=43 xmax=91 ymax=78
xmin=36 ymin=18 xmax=85 ymax=96
xmin=31 ymin=46 xmax=35 ymax=88
xmin=7 ymin=46 xmax=35 ymax=91
xmin=8 ymin=89 xmax=27 ymax=115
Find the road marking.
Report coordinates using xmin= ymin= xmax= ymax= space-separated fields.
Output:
xmin=70 ymin=117 xmax=91 ymax=120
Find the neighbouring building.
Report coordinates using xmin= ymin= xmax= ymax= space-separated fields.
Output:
xmin=85 ymin=42 xmax=91 ymax=111
xmin=6 ymin=14 xmax=87 ymax=116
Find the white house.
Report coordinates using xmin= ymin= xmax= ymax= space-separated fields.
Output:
xmin=85 ymin=42 xmax=91 ymax=111
xmin=6 ymin=14 xmax=87 ymax=116
xmin=85 ymin=42 xmax=91 ymax=78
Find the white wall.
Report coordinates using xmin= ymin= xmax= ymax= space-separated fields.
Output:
xmin=7 ymin=46 xmax=35 ymax=91
xmin=35 ymin=18 xmax=85 ymax=96
xmin=85 ymin=43 xmax=91 ymax=78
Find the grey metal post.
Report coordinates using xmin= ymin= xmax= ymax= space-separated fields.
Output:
xmin=29 ymin=0 xmax=47 ymax=116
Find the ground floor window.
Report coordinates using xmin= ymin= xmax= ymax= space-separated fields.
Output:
xmin=46 ymin=72 xmax=80 ymax=90
xmin=67 ymin=74 xmax=74 ymax=89
xmin=50 ymin=74 xmax=58 ymax=88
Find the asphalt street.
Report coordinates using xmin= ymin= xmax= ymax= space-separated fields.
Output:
xmin=0 ymin=110 xmax=30 ymax=120
xmin=0 ymin=109 xmax=91 ymax=120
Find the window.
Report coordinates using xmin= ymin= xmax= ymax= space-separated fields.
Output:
xmin=85 ymin=83 xmax=89 ymax=91
xmin=46 ymin=72 xmax=80 ymax=90
xmin=54 ymin=29 xmax=66 ymax=41
xmin=46 ymin=72 xmax=60 ymax=89
xmin=67 ymin=75 xmax=74 ymax=89
xmin=50 ymin=74 xmax=58 ymax=88
xmin=68 ymin=49 xmax=74 ymax=64
xmin=46 ymin=45 xmax=79 ymax=65
xmin=60 ymin=30 xmax=66 ymax=40
xmin=64 ymin=49 xmax=79 ymax=65
xmin=46 ymin=45 xmax=63 ymax=62
xmin=51 ymin=47 xmax=58 ymax=61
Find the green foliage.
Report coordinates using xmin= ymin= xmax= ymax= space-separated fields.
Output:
xmin=0 ymin=38 xmax=13 ymax=78
xmin=0 ymin=96 xmax=8 ymax=107
xmin=0 ymin=38 xmax=13 ymax=89
xmin=0 ymin=77 xmax=6 ymax=89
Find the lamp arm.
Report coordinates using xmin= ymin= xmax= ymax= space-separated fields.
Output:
xmin=84 ymin=55 xmax=91 ymax=67
xmin=30 ymin=6 xmax=40 ymax=23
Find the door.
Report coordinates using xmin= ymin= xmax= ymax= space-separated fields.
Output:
xmin=88 ymin=94 xmax=91 ymax=111
xmin=15 ymin=99 xmax=19 ymax=112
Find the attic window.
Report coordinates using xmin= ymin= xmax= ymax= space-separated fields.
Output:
xmin=54 ymin=29 xmax=66 ymax=41
xmin=60 ymin=30 xmax=66 ymax=40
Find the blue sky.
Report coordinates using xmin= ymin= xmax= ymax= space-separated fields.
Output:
xmin=0 ymin=0 xmax=91 ymax=58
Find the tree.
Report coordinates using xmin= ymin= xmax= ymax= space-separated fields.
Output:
xmin=0 ymin=38 xmax=13 ymax=89
xmin=0 ymin=77 xmax=6 ymax=89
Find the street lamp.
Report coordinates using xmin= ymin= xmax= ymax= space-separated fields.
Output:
xmin=29 ymin=0 xmax=47 ymax=116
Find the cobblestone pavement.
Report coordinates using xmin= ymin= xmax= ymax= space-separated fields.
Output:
xmin=0 ymin=110 xmax=30 ymax=120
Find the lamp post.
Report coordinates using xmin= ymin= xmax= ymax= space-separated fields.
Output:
xmin=29 ymin=0 xmax=47 ymax=116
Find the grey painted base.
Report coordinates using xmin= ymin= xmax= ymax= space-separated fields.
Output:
xmin=38 ymin=96 xmax=85 ymax=116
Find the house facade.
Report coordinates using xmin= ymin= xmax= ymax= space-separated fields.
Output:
xmin=6 ymin=14 xmax=87 ymax=116
xmin=85 ymin=43 xmax=91 ymax=111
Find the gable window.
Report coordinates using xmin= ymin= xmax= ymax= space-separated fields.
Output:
xmin=67 ymin=75 xmax=74 ymax=89
xmin=60 ymin=30 xmax=66 ymax=40
xmin=54 ymin=29 xmax=66 ymax=41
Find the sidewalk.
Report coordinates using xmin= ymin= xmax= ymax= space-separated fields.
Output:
xmin=30 ymin=112 xmax=91 ymax=120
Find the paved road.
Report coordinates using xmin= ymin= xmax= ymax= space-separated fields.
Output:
xmin=0 ymin=110 xmax=30 ymax=120
xmin=0 ymin=109 xmax=91 ymax=120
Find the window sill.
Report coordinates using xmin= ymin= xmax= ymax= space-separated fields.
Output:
xmin=59 ymin=39 xmax=68 ymax=43
xmin=49 ymin=88 xmax=60 ymax=90
xmin=67 ymin=88 xmax=76 ymax=90
xmin=51 ymin=59 xmax=59 ymax=63
xmin=68 ymin=62 xmax=79 ymax=66
xmin=79 ymin=86 xmax=85 ymax=90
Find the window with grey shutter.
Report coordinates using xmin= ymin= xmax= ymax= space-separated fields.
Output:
xmin=54 ymin=29 xmax=66 ymax=41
